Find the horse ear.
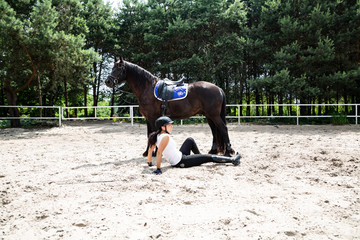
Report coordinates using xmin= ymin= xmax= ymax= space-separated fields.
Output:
xmin=120 ymin=56 xmax=124 ymax=63
xmin=114 ymin=56 xmax=117 ymax=62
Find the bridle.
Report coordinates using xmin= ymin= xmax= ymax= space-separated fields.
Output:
xmin=108 ymin=61 xmax=127 ymax=84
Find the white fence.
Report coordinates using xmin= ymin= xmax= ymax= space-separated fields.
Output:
xmin=226 ymin=104 xmax=359 ymax=125
xmin=61 ymin=105 xmax=141 ymax=125
xmin=0 ymin=105 xmax=62 ymax=126
xmin=0 ymin=104 xmax=359 ymax=127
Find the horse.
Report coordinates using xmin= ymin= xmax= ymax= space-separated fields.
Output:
xmin=105 ymin=58 xmax=235 ymax=156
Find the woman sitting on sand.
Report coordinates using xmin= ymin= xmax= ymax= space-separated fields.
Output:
xmin=147 ymin=116 xmax=241 ymax=175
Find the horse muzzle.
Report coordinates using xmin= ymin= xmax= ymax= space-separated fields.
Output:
xmin=105 ymin=76 xmax=116 ymax=88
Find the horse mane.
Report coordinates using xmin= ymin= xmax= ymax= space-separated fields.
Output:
xmin=125 ymin=61 xmax=160 ymax=87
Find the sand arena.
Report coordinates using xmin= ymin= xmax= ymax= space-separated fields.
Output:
xmin=1 ymin=121 xmax=359 ymax=239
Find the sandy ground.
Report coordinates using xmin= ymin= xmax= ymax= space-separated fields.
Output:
xmin=0 ymin=121 xmax=359 ymax=240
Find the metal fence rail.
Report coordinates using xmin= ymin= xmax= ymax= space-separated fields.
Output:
xmin=0 ymin=105 xmax=62 ymax=126
xmin=1 ymin=104 xmax=359 ymax=127
xmin=61 ymin=105 xmax=141 ymax=125
xmin=226 ymin=103 xmax=359 ymax=125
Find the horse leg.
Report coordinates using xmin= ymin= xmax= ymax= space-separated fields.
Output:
xmin=142 ymin=121 xmax=151 ymax=157
xmin=210 ymin=116 xmax=235 ymax=156
xmin=143 ymin=120 xmax=157 ymax=157
xmin=206 ymin=118 xmax=219 ymax=154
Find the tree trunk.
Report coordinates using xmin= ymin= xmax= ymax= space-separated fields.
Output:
xmin=255 ymin=90 xmax=260 ymax=116
xmin=1 ymin=43 xmax=39 ymax=127
xmin=317 ymin=97 xmax=322 ymax=116
xmin=287 ymin=94 xmax=292 ymax=116
xmin=278 ymin=94 xmax=283 ymax=116
xmin=299 ymin=98 xmax=307 ymax=116
xmin=49 ymin=91 xmax=54 ymax=117
xmin=312 ymin=99 xmax=316 ymax=115
xmin=92 ymin=62 xmax=98 ymax=108
xmin=344 ymin=93 xmax=348 ymax=113
xmin=267 ymin=94 xmax=271 ymax=116
xmin=96 ymin=61 xmax=104 ymax=106
xmin=351 ymin=95 xmax=356 ymax=115
xmin=111 ymin=87 xmax=115 ymax=119
xmin=37 ymin=70 xmax=42 ymax=117
xmin=84 ymin=84 xmax=88 ymax=117
xmin=0 ymin=80 xmax=6 ymax=117
xmin=246 ymin=91 xmax=251 ymax=116
xmin=4 ymin=84 xmax=20 ymax=127
xmin=64 ymin=79 xmax=69 ymax=118
xmin=325 ymin=98 xmax=329 ymax=115
xmin=356 ymin=39 xmax=359 ymax=65
xmin=261 ymin=93 xmax=265 ymax=116
xmin=239 ymin=75 xmax=244 ymax=116
xmin=245 ymin=81 xmax=251 ymax=116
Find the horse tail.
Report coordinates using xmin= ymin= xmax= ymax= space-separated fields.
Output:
xmin=220 ymin=89 xmax=227 ymax=125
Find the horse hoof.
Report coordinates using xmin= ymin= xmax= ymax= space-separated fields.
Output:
xmin=208 ymin=149 xmax=218 ymax=154
xmin=224 ymin=149 xmax=235 ymax=157
xmin=226 ymin=148 xmax=235 ymax=156
xmin=143 ymin=151 xmax=157 ymax=157
xmin=143 ymin=151 xmax=148 ymax=157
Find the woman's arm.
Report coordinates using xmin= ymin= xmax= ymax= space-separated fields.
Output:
xmin=156 ymin=135 xmax=169 ymax=169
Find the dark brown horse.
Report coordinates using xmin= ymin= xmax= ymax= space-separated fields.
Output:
xmin=105 ymin=58 xmax=235 ymax=156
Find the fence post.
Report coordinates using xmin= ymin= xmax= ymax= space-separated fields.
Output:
xmin=296 ymin=104 xmax=299 ymax=125
xmin=130 ymin=106 xmax=134 ymax=126
xmin=238 ymin=105 xmax=241 ymax=125
xmin=356 ymin=104 xmax=358 ymax=125
xmin=59 ymin=107 xmax=62 ymax=127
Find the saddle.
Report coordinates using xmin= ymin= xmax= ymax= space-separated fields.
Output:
xmin=163 ymin=78 xmax=185 ymax=86
xmin=154 ymin=78 xmax=188 ymax=115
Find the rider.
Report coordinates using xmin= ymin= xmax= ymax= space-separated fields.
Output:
xmin=147 ymin=116 xmax=241 ymax=174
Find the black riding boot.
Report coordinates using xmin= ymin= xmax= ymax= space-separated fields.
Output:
xmin=212 ymin=152 xmax=241 ymax=166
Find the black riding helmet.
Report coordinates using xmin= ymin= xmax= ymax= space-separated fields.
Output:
xmin=155 ymin=116 xmax=173 ymax=130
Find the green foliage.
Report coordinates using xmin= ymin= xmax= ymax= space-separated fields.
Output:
xmin=0 ymin=0 xmax=99 ymax=126
xmin=331 ymin=113 xmax=349 ymax=125
xmin=1 ymin=0 xmax=360 ymax=126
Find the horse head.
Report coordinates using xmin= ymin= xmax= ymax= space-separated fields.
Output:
xmin=105 ymin=57 xmax=127 ymax=88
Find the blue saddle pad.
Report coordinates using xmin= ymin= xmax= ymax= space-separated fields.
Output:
xmin=154 ymin=82 xmax=188 ymax=101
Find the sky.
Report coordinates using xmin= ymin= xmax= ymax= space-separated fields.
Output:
xmin=103 ymin=0 xmax=147 ymax=9
xmin=103 ymin=0 xmax=122 ymax=9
